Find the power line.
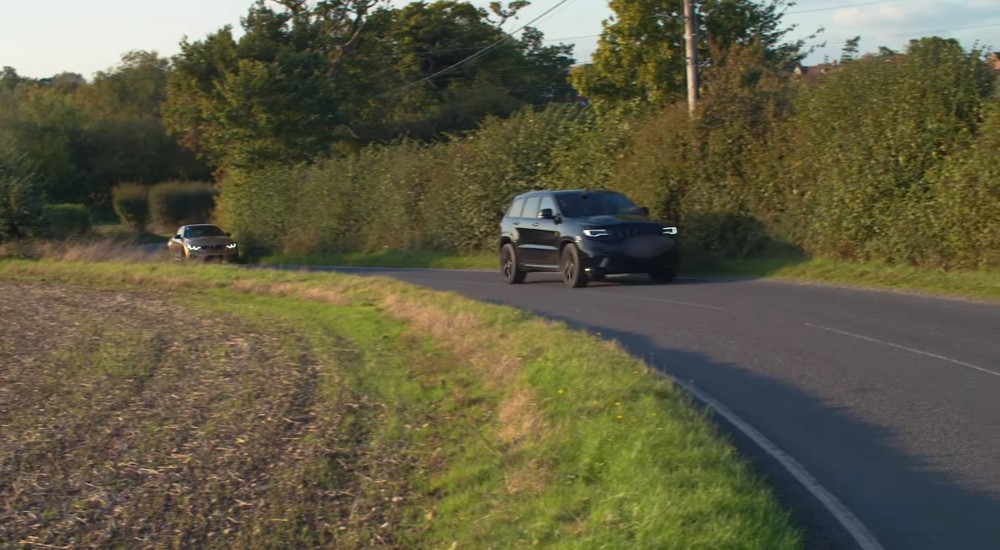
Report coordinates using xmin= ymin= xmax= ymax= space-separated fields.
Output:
xmin=786 ymin=0 xmax=899 ymax=16
xmin=820 ymin=22 xmax=1000 ymax=45
xmin=385 ymin=0 xmax=577 ymax=96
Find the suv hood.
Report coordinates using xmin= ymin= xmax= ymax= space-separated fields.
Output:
xmin=574 ymin=214 xmax=660 ymax=226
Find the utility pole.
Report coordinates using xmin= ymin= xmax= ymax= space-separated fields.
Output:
xmin=683 ymin=0 xmax=699 ymax=117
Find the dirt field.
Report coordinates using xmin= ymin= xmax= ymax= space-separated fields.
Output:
xmin=0 ymin=280 xmax=404 ymax=549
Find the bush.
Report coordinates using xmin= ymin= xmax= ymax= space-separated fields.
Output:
xmin=42 ymin=203 xmax=91 ymax=238
xmin=148 ymin=181 xmax=217 ymax=230
xmin=0 ymin=147 xmax=44 ymax=241
xmin=111 ymin=183 xmax=149 ymax=231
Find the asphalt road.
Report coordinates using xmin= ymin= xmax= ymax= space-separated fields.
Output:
xmin=305 ymin=266 xmax=1000 ymax=550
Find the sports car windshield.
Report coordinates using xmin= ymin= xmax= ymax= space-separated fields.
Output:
xmin=556 ymin=192 xmax=640 ymax=217
xmin=184 ymin=225 xmax=227 ymax=238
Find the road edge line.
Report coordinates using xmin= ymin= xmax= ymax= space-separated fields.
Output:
xmin=666 ymin=375 xmax=885 ymax=550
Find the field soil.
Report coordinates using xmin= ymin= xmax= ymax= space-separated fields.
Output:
xmin=0 ymin=280 xmax=403 ymax=548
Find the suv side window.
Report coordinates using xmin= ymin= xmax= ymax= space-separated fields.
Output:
xmin=521 ymin=196 xmax=541 ymax=219
xmin=539 ymin=195 xmax=557 ymax=217
xmin=507 ymin=197 xmax=525 ymax=218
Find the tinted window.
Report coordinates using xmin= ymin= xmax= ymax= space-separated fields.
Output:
xmin=539 ymin=195 xmax=557 ymax=217
xmin=555 ymin=192 xmax=639 ymax=217
xmin=521 ymin=196 xmax=541 ymax=219
xmin=507 ymin=197 xmax=525 ymax=218
xmin=184 ymin=225 xmax=227 ymax=238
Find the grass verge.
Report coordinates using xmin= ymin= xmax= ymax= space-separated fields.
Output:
xmin=261 ymin=249 xmax=495 ymax=270
xmin=1 ymin=259 xmax=800 ymax=549
xmin=696 ymin=256 xmax=1000 ymax=301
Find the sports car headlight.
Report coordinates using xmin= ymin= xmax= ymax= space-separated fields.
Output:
xmin=226 ymin=243 xmax=237 ymax=249
xmin=186 ymin=244 xmax=202 ymax=251
xmin=662 ymin=226 xmax=678 ymax=236
xmin=583 ymin=228 xmax=610 ymax=238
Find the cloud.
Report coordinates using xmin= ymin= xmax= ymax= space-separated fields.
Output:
xmin=832 ymin=3 xmax=934 ymax=27
xmin=791 ymin=0 xmax=1000 ymax=63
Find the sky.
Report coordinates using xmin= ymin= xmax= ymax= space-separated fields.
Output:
xmin=1 ymin=0 xmax=998 ymax=80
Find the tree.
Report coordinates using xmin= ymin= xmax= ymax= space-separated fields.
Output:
xmin=840 ymin=35 xmax=861 ymax=63
xmin=164 ymin=0 xmax=378 ymax=170
xmin=0 ymin=139 xmax=44 ymax=240
xmin=75 ymin=51 xmax=210 ymax=208
xmin=572 ymin=0 xmax=808 ymax=108
xmin=338 ymin=0 xmax=574 ymax=141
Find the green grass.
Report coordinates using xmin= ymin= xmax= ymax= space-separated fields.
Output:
xmin=693 ymin=256 xmax=1000 ymax=301
xmin=0 ymin=259 xmax=801 ymax=549
xmin=262 ymin=249 xmax=496 ymax=270
xmin=92 ymin=223 xmax=171 ymax=244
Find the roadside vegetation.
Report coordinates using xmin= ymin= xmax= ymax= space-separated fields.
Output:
xmin=0 ymin=259 xmax=801 ymax=548
xmin=3 ymin=0 xmax=997 ymax=299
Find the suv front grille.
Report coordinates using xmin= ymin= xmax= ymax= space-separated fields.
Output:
xmin=610 ymin=225 xmax=661 ymax=241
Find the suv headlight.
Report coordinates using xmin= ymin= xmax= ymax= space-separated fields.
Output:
xmin=583 ymin=228 xmax=610 ymax=238
xmin=186 ymin=244 xmax=202 ymax=251
xmin=226 ymin=243 xmax=237 ymax=249
xmin=662 ymin=226 xmax=678 ymax=236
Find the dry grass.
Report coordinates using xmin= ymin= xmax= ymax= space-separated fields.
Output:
xmin=0 ymin=238 xmax=166 ymax=263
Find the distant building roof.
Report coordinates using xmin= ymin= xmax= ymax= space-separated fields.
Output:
xmin=793 ymin=60 xmax=841 ymax=80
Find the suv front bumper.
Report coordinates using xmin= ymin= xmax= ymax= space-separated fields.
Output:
xmin=576 ymin=237 xmax=678 ymax=275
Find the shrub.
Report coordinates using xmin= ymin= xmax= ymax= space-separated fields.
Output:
xmin=148 ymin=181 xmax=217 ymax=230
xmin=111 ymin=183 xmax=149 ymax=231
xmin=0 ymin=145 xmax=44 ymax=241
xmin=42 ymin=203 xmax=91 ymax=238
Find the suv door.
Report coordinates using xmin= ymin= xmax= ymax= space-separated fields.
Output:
xmin=533 ymin=194 xmax=561 ymax=267
xmin=517 ymin=194 xmax=560 ymax=268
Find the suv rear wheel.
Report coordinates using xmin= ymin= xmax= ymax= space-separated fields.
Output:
xmin=500 ymin=244 xmax=526 ymax=284
xmin=561 ymin=244 xmax=588 ymax=288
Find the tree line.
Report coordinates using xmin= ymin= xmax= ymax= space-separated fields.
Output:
xmin=3 ymin=0 xmax=998 ymax=270
xmin=1 ymin=0 xmax=574 ymax=238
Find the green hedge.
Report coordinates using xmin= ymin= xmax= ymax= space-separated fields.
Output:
xmin=42 ymin=203 xmax=91 ymax=238
xmin=111 ymin=183 xmax=149 ymax=232
xmin=218 ymin=39 xmax=1000 ymax=270
xmin=148 ymin=181 xmax=216 ymax=230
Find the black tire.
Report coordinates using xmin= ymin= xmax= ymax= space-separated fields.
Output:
xmin=649 ymin=268 xmax=677 ymax=284
xmin=500 ymin=244 xmax=526 ymax=284
xmin=561 ymin=244 xmax=588 ymax=288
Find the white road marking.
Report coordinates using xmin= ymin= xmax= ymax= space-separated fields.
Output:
xmin=666 ymin=375 xmax=886 ymax=550
xmin=805 ymin=323 xmax=1000 ymax=378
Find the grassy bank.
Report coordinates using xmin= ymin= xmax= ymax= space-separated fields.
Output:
xmin=261 ymin=249 xmax=1000 ymax=301
xmin=0 ymin=259 xmax=800 ymax=549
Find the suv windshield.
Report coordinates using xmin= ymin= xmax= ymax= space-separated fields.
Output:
xmin=555 ymin=192 xmax=640 ymax=217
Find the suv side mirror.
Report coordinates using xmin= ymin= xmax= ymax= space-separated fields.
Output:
xmin=637 ymin=206 xmax=649 ymax=217
xmin=539 ymin=208 xmax=555 ymax=220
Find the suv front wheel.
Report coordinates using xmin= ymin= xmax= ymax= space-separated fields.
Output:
xmin=561 ymin=244 xmax=588 ymax=288
xmin=500 ymin=244 xmax=526 ymax=284
xmin=649 ymin=268 xmax=677 ymax=284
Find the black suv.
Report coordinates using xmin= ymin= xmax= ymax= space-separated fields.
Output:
xmin=499 ymin=189 xmax=679 ymax=287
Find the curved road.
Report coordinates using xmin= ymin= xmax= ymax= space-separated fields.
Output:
xmin=304 ymin=266 xmax=1000 ymax=549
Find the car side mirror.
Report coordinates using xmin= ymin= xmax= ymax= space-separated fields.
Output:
xmin=225 ymin=232 xmax=231 ymax=236
xmin=637 ymin=206 xmax=649 ymax=217
xmin=175 ymin=234 xmax=182 ymax=239
xmin=539 ymin=208 xmax=555 ymax=220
